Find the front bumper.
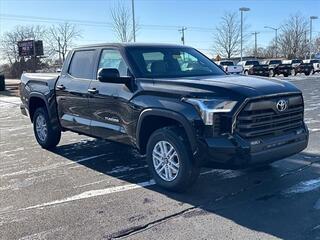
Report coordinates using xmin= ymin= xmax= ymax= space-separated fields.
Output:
xmin=249 ymin=71 xmax=269 ymax=77
xmin=20 ymin=103 xmax=29 ymax=117
xmin=276 ymin=68 xmax=291 ymax=75
xmin=198 ymin=126 xmax=309 ymax=169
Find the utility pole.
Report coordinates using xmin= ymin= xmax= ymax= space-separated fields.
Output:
xmin=239 ymin=7 xmax=250 ymax=61
xmin=58 ymin=37 xmax=62 ymax=65
xmin=132 ymin=0 xmax=136 ymax=42
xmin=310 ymin=16 xmax=318 ymax=59
xmin=252 ymin=31 xmax=260 ymax=58
xmin=179 ymin=27 xmax=187 ymax=45
xmin=264 ymin=26 xmax=280 ymax=58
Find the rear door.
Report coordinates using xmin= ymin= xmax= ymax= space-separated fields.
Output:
xmin=55 ymin=49 xmax=97 ymax=134
xmin=88 ymin=48 xmax=134 ymax=144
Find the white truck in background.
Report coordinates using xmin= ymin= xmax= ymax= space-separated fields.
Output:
xmin=216 ymin=60 xmax=243 ymax=74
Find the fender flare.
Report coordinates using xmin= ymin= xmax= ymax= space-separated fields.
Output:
xmin=28 ymin=92 xmax=59 ymax=129
xmin=136 ymin=108 xmax=198 ymax=153
xmin=28 ymin=93 xmax=51 ymax=117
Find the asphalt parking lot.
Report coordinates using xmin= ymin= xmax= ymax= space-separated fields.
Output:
xmin=1 ymin=75 xmax=320 ymax=240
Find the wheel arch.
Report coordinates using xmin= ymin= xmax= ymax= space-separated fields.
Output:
xmin=28 ymin=94 xmax=49 ymax=122
xmin=136 ymin=108 xmax=198 ymax=155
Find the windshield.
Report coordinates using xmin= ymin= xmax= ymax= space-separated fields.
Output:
xmin=220 ymin=61 xmax=234 ymax=66
xmin=126 ymin=47 xmax=225 ymax=78
xmin=269 ymin=60 xmax=282 ymax=65
xmin=245 ymin=61 xmax=259 ymax=66
xmin=292 ymin=60 xmax=302 ymax=64
xmin=311 ymin=59 xmax=320 ymax=63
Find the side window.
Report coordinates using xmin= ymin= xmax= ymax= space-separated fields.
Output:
xmin=142 ymin=52 xmax=164 ymax=72
xmin=98 ymin=49 xmax=129 ymax=76
xmin=68 ymin=50 xmax=95 ymax=79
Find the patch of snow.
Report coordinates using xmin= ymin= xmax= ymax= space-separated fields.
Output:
xmin=284 ymin=178 xmax=320 ymax=194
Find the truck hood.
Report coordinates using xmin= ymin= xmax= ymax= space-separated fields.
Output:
xmin=139 ymin=75 xmax=300 ymax=99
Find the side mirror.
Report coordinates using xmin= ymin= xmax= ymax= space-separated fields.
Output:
xmin=97 ymin=68 xmax=130 ymax=84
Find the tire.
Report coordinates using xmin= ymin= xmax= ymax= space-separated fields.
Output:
xmin=33 ymin=107 xmax=61 ymax=149
xmin=0 ymin=75 xmax=5 ymax=91
xmin=269 ymin=69 xmax=274 ymax=77
xmin=283 ymin=73 xmax=289 ymax=77
xmin=305 ymin=72 xmax=310 ymax=76
xmin=146 ymin=127 xmax=200 ymax=192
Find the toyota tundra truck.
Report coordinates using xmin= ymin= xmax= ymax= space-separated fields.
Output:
xmin=20 ymin=43 xmax=309 ymax=192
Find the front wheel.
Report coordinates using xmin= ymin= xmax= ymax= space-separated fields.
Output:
xmin=305 ymin=72 xmax=310 ymax=76
xmin=33 ymin=107 xmax=61 ymax=149
xmin=283 ymin=73 xmax=289 ymax=77
xmin=146 ymin=127 xmax=200 ymax=192
xmin=269 ymin=69 xmax=274 ymax=77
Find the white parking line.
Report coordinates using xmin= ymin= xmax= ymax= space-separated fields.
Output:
xmin=0 ymin=154 xmax=107 ymax=178
xmin=21 ymin=180 xmax=156 ymax=211
xmin=16 ymin=169 xmax=248 ymax=211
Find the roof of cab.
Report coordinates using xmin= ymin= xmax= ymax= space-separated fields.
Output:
xmin=73 ymin=42 xmax=190 ymax=50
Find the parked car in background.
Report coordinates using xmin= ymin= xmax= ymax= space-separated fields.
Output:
xmin=292 ymin=62 xmax=313 ymax=76
xmin=304 ymin=59 xmax=320 ymax=74
xmin=0 ymin=67 xmax=5 ymax=91
xmin=216 ymin=60 xmax=243 ymax=74
xmin=264 ymin=59 xmax=292 ymax=77
xmin=19 ymin=43 xmax=309 ymax=191
xmin=248 ymin=64 xmax=270 ymax=77
xmin=237 ymin=60 xmax=259 ymax=75
xmin=288 ymin=59 xmax=303 ymax=68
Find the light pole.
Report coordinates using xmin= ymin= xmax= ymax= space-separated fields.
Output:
xmin=252 ymin=31 xmax=260 ymax=58
xmin=310 ymin=16 xmax=318 ymax=59
xmin=132 ymin=0 xmax=136 ymax=42
xmin=264 ymin=26 xmax=280 ymax=58
xmin=239 ymin=7 xmax=250 ymax=61
xmin=179 ymin=27 xmax=187 ymax=45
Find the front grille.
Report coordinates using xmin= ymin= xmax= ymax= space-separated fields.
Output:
xmin=236 ymin=94 xmax=304 ymax=138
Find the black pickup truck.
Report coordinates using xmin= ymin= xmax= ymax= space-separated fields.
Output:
xmin=265 ymin=59 xmax=292 ymax=77
xmin=20 ymin=43 xmax=309 ymax=191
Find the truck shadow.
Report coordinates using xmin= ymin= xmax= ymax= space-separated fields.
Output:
xmin=51 ymin=138 xmax=320 ymax=240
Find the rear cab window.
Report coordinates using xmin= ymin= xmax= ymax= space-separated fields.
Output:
xmin=68 ymin=50 xmax=96 ymax=79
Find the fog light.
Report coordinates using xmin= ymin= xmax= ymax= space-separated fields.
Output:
xmin=250 ymin=140 xmax=261 ymax=145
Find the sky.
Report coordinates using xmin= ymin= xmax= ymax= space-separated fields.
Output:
xmin=0 ymin=0 xmax=320 ymax=58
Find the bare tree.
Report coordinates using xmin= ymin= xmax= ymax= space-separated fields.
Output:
xmin=278 ymin=14 xmax=308 ymax=59
xmin=0 ymin=25 xmax=46 ymax=64
xmin=314 ymin=35 xmax=320 ymax=54
xmin=47 ymin=22 xmax=81 ymax=63
xmin=110 ymin=1 xmax=139 ymax=42
xmin=214 ymin=12 xmax=241 ymax=59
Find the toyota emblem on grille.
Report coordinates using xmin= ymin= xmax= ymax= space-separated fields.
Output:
xmin=276 ymin=99 xmax=288 ymax=112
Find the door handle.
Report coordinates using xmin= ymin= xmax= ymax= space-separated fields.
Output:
xmin=56 ymin=84 xmax=66 ymax=90
xmin=88 ymin=88 xmax=99 ymax=94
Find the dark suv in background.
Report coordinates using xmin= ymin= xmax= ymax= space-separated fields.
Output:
xmin=264 ymin=59 xmax=292 ymax=77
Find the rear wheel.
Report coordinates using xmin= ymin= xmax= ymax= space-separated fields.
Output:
xmin=33 ymin=107 xmax=61 ymax=149
xmin=283 ymin=73 xmax=289 ymax=77
xmin=146 ymin=127 xmax=200 ymax=192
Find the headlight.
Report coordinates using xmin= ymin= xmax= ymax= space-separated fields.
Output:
xmin=183 ymin=98 xmax=237 ymax=125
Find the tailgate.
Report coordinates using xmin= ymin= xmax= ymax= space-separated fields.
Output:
xmin=227 ymin=65 xmax=242 ymax=73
